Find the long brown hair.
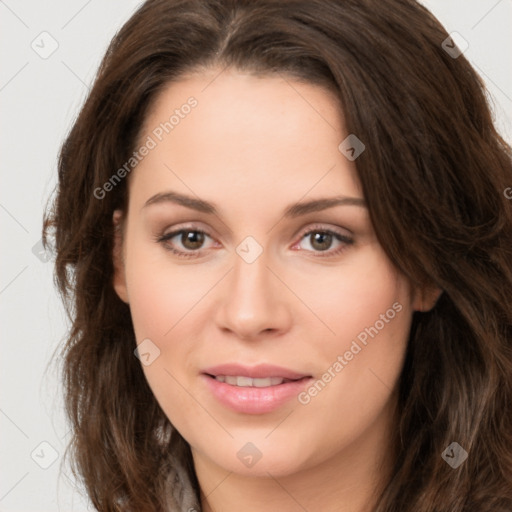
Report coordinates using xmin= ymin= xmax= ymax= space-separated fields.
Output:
xmin=43 ymin=0 xmax=512 ymax=510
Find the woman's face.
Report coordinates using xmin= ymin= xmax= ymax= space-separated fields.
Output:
xmin=113 ymin=69 xmax=427 ymax=479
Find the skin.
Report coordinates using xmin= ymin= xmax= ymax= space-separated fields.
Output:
xmin=113 ymin=68 xmax=439 ymax=512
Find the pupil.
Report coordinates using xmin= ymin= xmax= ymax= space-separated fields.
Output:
xmin=183 ymin=231 xmax=204 ymax=249
xmin=311 ymin=232 xmax=332 ymax=251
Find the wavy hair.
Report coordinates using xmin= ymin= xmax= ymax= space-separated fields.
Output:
xmin=43 ymin=0 xmax=512 ymax=510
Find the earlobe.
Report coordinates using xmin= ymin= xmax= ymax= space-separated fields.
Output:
xmin=412 ymin=283 xmax=442 ymax=312
xmin=112 ymin=209 xmax=129 ymax=304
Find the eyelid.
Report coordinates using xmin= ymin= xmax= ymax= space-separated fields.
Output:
xmin=294 ymin=222 xmax=352 ymax=241
xmin=291 ymin=223 xmax=353 ymax=257
xmin=156 ymin=224 xmax=216 ymax=251
xmin=156 ymin=222 xmax=354 ymax=258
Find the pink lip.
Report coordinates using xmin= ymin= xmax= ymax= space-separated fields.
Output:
xmin=201 ymin=363 xmax=312 ymax=414
xmin=202 ymin=363 xmax=309 ymax=380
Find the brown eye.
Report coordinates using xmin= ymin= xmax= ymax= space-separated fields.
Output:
xmin=294 ymin=227 xmax=353 ymax=257
xmin=309 ymin=232 xmax=334 ymax=251
xmin=180 ymin=230 xmax=205 ymax=250
xmin=157 ymin=228 xmax=214 ymax=258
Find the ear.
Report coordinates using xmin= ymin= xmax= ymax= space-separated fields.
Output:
xmin=112 ymin=209 xmax=129 ymax=304
xmin=411 ymin=281 xmax=442 ymax=312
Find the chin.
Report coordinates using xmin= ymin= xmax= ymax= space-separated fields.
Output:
xmin=193 ymin=434 xmax=318 ymax=478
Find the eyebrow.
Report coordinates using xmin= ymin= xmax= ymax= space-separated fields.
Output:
xmin=143 ymin=191 xmax=366 ymax=217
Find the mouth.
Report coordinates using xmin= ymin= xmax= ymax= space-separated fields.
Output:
xmin=206 ymin=374 xmax=307 ymax=387
xmin=201 ymin=364 xmax=313 ymax=414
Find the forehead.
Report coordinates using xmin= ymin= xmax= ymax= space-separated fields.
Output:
xmin=129 ymin=69 xmax=363 ymax=215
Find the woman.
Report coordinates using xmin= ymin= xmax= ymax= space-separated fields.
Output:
xmin=43 ymin=0 xmax=512 ymax=510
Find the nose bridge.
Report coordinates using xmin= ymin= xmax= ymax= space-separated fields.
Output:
xmin=232 ymin=248 xmax=270 ymax=300
xmin=215 ymin=243 xmax=291 ymax=339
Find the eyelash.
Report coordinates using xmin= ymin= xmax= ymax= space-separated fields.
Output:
xmin=155 ymin=224 xmax=354 ymax=259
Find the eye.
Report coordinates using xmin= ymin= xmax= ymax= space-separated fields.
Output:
xmin=293 ymin=226 xmax=353 ymax=257
xmin=156 ymin=224 xmax=354 ymax=259
xmin=156 ymin=228 xmax=215 ymax=258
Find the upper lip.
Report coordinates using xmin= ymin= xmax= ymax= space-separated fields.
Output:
xmin=203 ymin=363 xmax=311 ymax=380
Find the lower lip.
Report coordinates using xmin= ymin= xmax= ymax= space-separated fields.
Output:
xmin=202 ymin=374 xmax=313 ymax=414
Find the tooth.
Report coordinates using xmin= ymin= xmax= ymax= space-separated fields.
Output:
xmin=236 ymin=376 xmax=254 ymax=387
xmin=252 ymin=377 xmax=273 ymax=387
xmin=218 ymin=375 xmax=289 ymax=387
xmin=225 ymin=375 xmax=238 ymax=385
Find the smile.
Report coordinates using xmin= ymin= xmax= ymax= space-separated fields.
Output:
xmin=201 ymin=364 xmax=313 ymax=414
xmin=212 ymin=375 xmax=295 ymax=387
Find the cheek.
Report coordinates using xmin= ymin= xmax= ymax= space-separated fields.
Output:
xmin=301 ymin=247 xmax=412 ymax=426
xmin=124 ymin=247 xmax=204 ymax=432
xmin=294 ymin=242 xmax=412 ymax=354
xmin=295 ymin=244 xmax=412 ymax=417
xmin=126 ymin=270 xmax=174 ymax=343
xmin=124 ymin=241 xmax=212 ymax=341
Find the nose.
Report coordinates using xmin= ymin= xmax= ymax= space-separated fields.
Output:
xmin=214 ymin=249 xmax=293 ymax=341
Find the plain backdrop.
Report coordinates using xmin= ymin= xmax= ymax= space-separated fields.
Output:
xmin=1 ymin=1 xmax=511 ymax=510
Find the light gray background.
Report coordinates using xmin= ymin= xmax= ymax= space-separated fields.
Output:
xmin=1 ymin=1 xmax=511 ymax=510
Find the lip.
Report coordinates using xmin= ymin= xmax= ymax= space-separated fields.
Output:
xmin=202 ymin=363 xmax=310 ymax=380
xmin=201 ymin=363 xmax=313 ymax=414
